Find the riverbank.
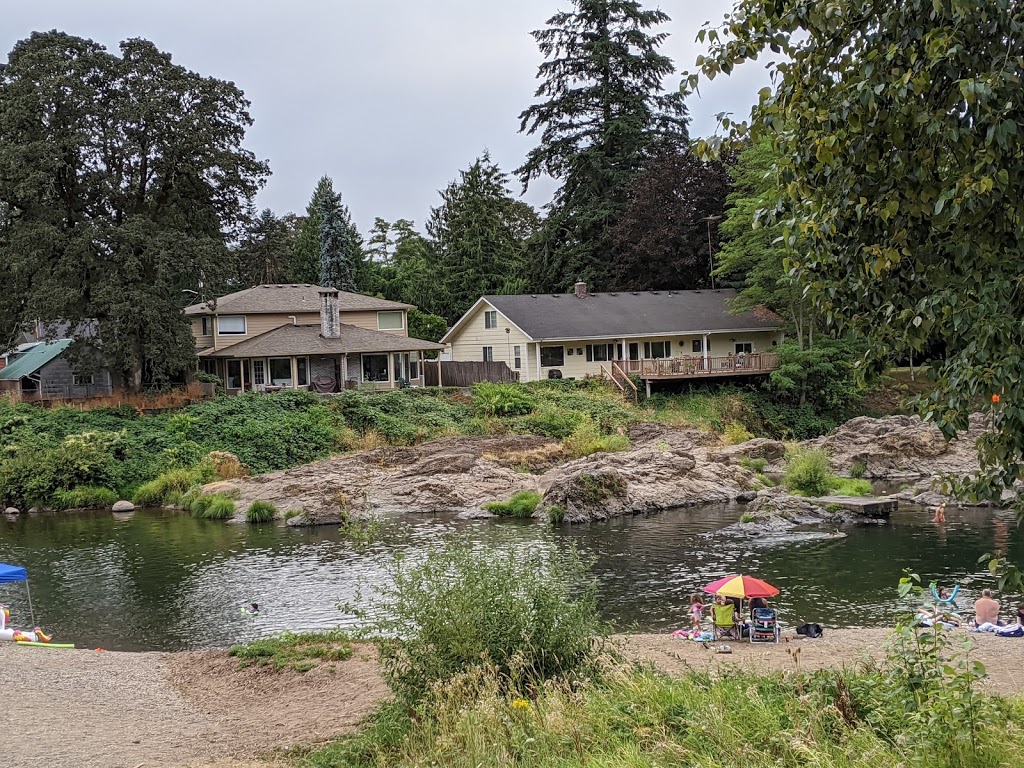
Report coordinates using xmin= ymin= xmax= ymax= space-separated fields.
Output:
xmin=5 ymin=628 xmax=1024 ymax=768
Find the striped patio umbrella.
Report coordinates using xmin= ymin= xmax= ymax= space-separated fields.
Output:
xmin=703 ymin=574 xmax=779 ymax=599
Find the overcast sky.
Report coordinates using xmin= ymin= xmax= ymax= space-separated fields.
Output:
xmin=3 ymin=1 xmax=770 ymax=233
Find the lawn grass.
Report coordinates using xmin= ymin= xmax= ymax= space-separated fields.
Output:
xmin=228 ymin=630 xmax=353 ymax=672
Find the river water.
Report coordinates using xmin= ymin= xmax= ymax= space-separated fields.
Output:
xmin=0 ymin=504 xmax=1020 ymax=651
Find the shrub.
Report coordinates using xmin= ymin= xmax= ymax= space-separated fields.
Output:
xmin=565 ymin=418 xmax=629 ymax=458
xmin=246 ymin=500 xmax=278 ymax=524
xmin=283 ymin=508 xmax=303 ymax=521
xmin=483 ymin=490 xmax=542 ymax=518
xmin=369 ymin=542 xmax=607 ymax=702
xmin=850 ymin=459 xmax=868 ymax=479
xmin=515 ymin=403 xmax=581 ymax=438
xmin=472 ymin=383 xmax=537 ymax=417
xmin=132 ymin=467 xmax=201 ymax=507
xmin=723 ymin=422 xmax=754 ymax=445
xmin=832 ymin=478 xmax=874 ymax=497
xmin=191 ymin=494 xmax=235 ymax=520
xmin=739 ymin=457 xmax=768 ymax=472
xmin=547 ymin=505 xmax=566 ymax=524
xmin=782 ymin=448 xmax=834 ymax=497
xmin=50 ymin=486 xmax=118 ymax=510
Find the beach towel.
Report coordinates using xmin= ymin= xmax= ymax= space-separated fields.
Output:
xmin=996 ymin=624 xmax=1024 ymax=637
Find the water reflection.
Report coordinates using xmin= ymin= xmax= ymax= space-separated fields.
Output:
xmin=0 ymin=503 xmax=1020 ymax=651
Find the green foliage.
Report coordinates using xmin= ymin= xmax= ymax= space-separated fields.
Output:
xmin=739 ymin=513 xmax=755 ymax=523
xmin=693 ymin=0 xmax=1024 ymax=505
xmin=574 ymin=472 xmax=628 ymax=505
xmin=564 ymin=418 xmax=629 ymax=458
xmin=515 ymin=403 xmax=581 ymax=438
xmin=482 ymin=490 xmax=542 ymax=519
xmin=518 ymin=0 xmax=689 ymax=291
xmin=765 ymin=340 xmax=866 ymax=417
xmin=132 ymin=467 xmax=202 ymax=507
xmin=0 ymin=32 xmax=268 ymax=389
xmin=739 ymin=457 xmax=768 ymax=472
xmin=237 ymin=208 xmax=296 ymax=286
xmin=850 ymin=460 xmax=868 ymax=479
xmin=50 ymin=486 xmax=118 ymax=510
xmin=290 ymin=176 xmax=333 ymax=284
xmin=783 ymin=448 xmax=834 ymax=497
xmin=318 ymin=183 xmax=364 ymax=292
xmin=406 ymin=308 xmax=448 ymax=343
xmin=832 ymin=478 xmax=874 ymax=498
xmin=245 ymin=500 xmax=278 ymax=524
xmin=546 ymin=505 xmax=566 ymax=524
xmin=426 ymin=152 xmax=539 ymax=321
xmin=367 ymin=542 xmax=606 ymax=703
xmin=192 ymin=494 xmax=235 ymax=520
xmin=228 ymin=630 xmax=352 ymax=672
xmin=472 ymin=383 xmax=537 ymax=417
xmin=722 ymin=422 xmax=754 ymax=445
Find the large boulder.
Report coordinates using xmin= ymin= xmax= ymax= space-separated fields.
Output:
xmin=4 ymin=507 xmax=19 ymax=515
xmin=803 ymin=414 xmax=985 ymax=479
xmin=112 ymin=500 xmax=135 ymax=512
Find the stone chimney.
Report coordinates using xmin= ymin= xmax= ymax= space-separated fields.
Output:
xmin=574 ymin=280 xmax=588 ymax=298
xmin=319 ymin=289 xmax=341 ymax=339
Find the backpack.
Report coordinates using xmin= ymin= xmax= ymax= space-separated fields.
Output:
xmin=796 ymin=623 xmax=824 ymax=638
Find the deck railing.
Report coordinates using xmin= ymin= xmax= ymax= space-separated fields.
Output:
xmin=616 ymin=353 xmax=780 ymax=379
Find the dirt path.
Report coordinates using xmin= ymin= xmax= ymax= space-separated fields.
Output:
xmin=7 ymin=629 xmax=1024 ymax=767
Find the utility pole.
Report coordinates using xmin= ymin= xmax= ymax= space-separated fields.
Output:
xmin=701 ymin=215 xmax=723 ymax=289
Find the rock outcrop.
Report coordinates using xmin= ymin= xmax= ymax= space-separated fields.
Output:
xmin=802 ymin=414 xmax=985 ymax=480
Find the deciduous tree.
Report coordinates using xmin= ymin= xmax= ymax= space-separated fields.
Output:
xmin=693 ymin=0 xmax=1024 ymax=501
xmin=0 ymin=32 xmax=268 ymax=388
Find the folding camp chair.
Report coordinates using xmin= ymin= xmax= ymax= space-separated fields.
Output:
xmin=711 ymin=603 xmax=739 ymax=640
xmin=750 ymin=607 xmax=780 ymax=643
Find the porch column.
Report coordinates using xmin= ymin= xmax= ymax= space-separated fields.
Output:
xmin=619 ymin=338 xmax=627 ymax=364
xmin=702 ymin=334 xmax=709 ymax=368
xmin=535 ymin=343 xmax=542 ymax=380
xmin=340 ymin=354 xmax=348 ymax=388
xmin=645 ymin=380 xmax=651 ymax=398
xmin=239 ymin=359 xmax=246 ymax=393
xmin=290 ymin=356 xmax=299 ymax=390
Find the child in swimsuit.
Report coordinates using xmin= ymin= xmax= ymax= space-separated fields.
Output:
xmin=690 ymin=593 xmax=705 ymax=631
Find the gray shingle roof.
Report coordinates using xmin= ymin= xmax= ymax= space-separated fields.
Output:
xmin=184 ymin=284 xmax=412 ymax=316
xmin=475 ymin=289 xmax=782 ymax=340
xmin=198 ymin=324 xmax=444 ymax=358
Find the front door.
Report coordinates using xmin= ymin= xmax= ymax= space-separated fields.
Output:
xmin=226 ymin=360 xmax=242 ymax=391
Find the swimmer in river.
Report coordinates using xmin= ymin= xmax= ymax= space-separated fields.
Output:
xmin=241 ymin=602 xmax=259 ymax=616
xmin=931 ymin=503 xmax=946 ymax=524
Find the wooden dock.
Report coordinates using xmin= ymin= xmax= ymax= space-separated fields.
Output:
xmin=813 ymin=496 xmax=897 ymax=518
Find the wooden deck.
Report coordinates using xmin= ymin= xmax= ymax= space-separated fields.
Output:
xmin=615 ymin=353 xmax=780 ymax=380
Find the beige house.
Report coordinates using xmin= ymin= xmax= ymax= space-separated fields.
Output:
xmin=442 ymin=283 xmax=785 ymax=396
xmin=186 ymin=284 xmax=444 ymax=393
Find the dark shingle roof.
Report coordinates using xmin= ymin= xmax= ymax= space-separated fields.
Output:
xmin=198 ymin=324 xmax=444 ymax=359
xmin=185 ymin=284 xmax=411 ymax=316
xmin=477 ymin=289 xmax=782 ymax=340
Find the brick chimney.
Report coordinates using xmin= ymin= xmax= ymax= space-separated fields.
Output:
xmin=319 ymin=289 xmax=341 ymax=339
xmin=574 ymin=281 xmax=588 ymax=298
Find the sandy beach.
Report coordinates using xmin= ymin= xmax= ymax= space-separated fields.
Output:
xmin=5 ymin=628 xmax=1024 ymax=768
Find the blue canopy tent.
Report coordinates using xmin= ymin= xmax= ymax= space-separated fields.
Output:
xmin=0 ymin=563 xmax=35 ymax=627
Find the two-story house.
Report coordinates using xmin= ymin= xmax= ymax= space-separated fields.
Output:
xmin=185 ymin=284 xmax=444 ymax=393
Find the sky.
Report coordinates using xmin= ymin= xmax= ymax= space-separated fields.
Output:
xmin=2 ymin=1 xmax=771 ymax=233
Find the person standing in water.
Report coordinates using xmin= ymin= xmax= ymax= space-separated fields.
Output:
xmin=932 ymin=502 xmax=946 ymax=524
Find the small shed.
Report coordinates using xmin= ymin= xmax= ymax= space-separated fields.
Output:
xmin=0 ymin=340 xmax=113 ymax=401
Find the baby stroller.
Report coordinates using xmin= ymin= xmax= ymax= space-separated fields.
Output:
xmin=750 ymin=607 xmax=780 ymax=643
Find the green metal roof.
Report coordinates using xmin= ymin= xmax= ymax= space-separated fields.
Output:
xmin=0 ymin=340 xmax=73 ymax=381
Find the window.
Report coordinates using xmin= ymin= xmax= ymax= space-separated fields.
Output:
xmin=735 ymin=342 xmax=753 ymax=354
xmin=540 ymin=346 xmax=564 ymax=367
xmin=296 ymin=357 xmax=309 ymax=387
xmin=409 ymin=355 xmax=419 ymax=380
xmin=200 ymin=359 xmax=218 ymax=376
xmin=269 ymin=358 xmax=293 ymax=386
xmin=226 ymin=360 xmax=243 ymax=389
xmin=482 ymin=346 xmax=494 ymax=362
xmin=73 ymin=373 xmax=94 ymax=386
xmin=200 ymin=317 xmax=212 ymax=336
xmin=251 ymin=360 xmax=266 ymax=386
xmin=644 ymin=341 xmax=670 ymax=359
xmin=585 ymin=344 xmax=613 ymax=362
xmin=217 ymin=315 xmax=246 ymax=335
xmin=628 ymin=343 xmax=640 ymax=361
xmin=513 ymin=345 xmax=521 ymax=370
xmin=362 ymin=354 xmax=389 ymax=382
xmin=484 ymin=310 xmax=498 ymax=329
xmin=692 ymin=339 xmax=703 ymax=353
xmin=377 ymin=311 xmax=404 ymax=331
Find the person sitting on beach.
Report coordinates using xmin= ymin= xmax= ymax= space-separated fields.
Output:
xmin=689 ymin=593 xmax=706 ymax=632
xmin=1017 ymin=603 xmax=1024 ymax=626
xmin=973 ymin=589 xmax=1000 ymax=626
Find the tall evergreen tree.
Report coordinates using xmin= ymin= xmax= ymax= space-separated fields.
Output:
xmin=239 ymin=208 xmax=294 ymax=286
xmin=289 ymin=176 xmax=334 ymax=284
xmin=427 ymin=152 xmax=538 ymax=322
xmin=318 ymin=189 xmax=362 ymax=292
xmin=518 ymin=0 xmax=689 ymax=291
xmin=0 ymin=32 xmax=267 ymax=388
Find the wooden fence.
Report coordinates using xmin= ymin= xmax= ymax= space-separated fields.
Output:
xmin=423 ymin=360 xmax=519 ymax=387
